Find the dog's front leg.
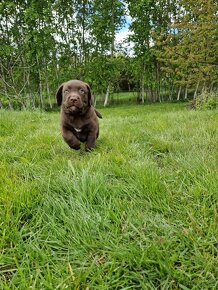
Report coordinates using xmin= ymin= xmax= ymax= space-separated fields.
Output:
xmin=62 ymin=126 xmax=80 ymax=150
xmin=85 ymin=132 xmax=97 ymax=151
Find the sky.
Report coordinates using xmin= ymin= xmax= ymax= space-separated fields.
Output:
xmin=115 ymin=15 xmax=134 ymax=54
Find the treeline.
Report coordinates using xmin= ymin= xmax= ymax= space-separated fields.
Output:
xmin=0 ymin=0 xmax=217 ymax=109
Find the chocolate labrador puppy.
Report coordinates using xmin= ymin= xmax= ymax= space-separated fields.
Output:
xmin=56 ymin=80 xmax=102 ymax=151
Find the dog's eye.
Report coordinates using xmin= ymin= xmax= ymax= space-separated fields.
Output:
xmin=64 ymin=90 xmax=69 ymax=94
xmin=80 ymin=89 xmax=85 ymax=94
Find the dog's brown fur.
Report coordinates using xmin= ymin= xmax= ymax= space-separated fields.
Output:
xmin=56 ymin=80 xmax=102 ymax=151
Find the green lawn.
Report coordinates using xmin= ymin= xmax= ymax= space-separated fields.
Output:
xmin=0 ymin=103 xmax=217 ymax=289
xmin=95 ymin=91 xmax=137 ymax=106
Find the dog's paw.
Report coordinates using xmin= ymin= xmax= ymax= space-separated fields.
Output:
xmin=69 ymin=143 xmax=81 ymax=150
xmin=85 ymin=146 xmax=93 ymax=152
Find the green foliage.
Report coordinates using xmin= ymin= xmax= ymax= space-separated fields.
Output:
xmin=0 ymin=0 xmax=126 ymax=109
xmin=0 ymin=104 xmax=218 ymax=288
xmin=153 ymin=0 xmax=218 ymax=96
xmin=193 ymin=91 xmax=218 ymax=110
xmin=0 ymin=0 xmax=217 ymax=107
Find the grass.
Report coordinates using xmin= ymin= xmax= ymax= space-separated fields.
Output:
xmin=0 ymin=103 xmax=217 ymax=289
xmin=95 ymin=92 xmax=137 ymax=106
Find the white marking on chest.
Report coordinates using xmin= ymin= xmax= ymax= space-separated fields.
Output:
xmin=74 ymin=127 xmax=82 ymax=133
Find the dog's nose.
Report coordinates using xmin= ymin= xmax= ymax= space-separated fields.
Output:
xmin=69 ymin=95 xmax=79 ymax=103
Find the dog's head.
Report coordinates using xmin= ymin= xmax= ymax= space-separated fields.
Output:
xmin=56 ymin=80 xmax=92 ymax=115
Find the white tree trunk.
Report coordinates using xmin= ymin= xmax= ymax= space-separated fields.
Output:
xmin=140 ymin=63 xmax=146 ymax=103
xmin=140 ymin=74 xmax=145 ymax=103
xmin=104 ymin=84 xmax=110 ymax=107
xmin=194 ymin=81 xmax=200 ymax=99
xmin=36 ymin=54 xmax=43 ymax=108
xmin=184 ymin=84 xmax=188 ymax=99
xmin=177 ymin=86 xmax=182 ymax=101
xmin=169 ymin=82 xmax=174 ymax=101
xmin=45 ymin=63 xmax=52 ymax=109
xmin=201 ymin=81 xmax=206 ymax=93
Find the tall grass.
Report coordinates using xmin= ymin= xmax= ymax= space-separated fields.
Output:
xmin=0 ymin=103 xmax=217 ymax=289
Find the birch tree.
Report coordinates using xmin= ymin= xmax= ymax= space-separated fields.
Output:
xmin=153 ymin=0 xmax=218 ymax=99
xmin=89 ymin=0 xmax=125 ymax=106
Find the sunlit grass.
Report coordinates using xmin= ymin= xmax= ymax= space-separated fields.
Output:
xmin=0 ymin=103 xmax=217 ymax=289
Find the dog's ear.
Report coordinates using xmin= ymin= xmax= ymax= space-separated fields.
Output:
xmin=85 ymin=83 xmax=93 ymax=107
xmin=56 ymin=84 xmax=64 ymax=106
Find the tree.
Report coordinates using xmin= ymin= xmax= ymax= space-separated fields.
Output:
xmin=89 ymin=0 xmax=125 ymax=106
xmin=153 ymin=0 xmax=218 ymax=99
xmin=1 ymin=0 xmax=217 ymax=109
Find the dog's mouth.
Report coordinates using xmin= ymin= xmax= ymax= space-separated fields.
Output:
xmin=67 ymin=105 xmax=78 ymax=110
xmin=63 ymin=103 xmax=83 ymax=114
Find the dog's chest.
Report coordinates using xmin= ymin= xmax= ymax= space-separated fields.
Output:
xmin=73 ymin=127 xmax=82 ymax=133
xmin=67 ymin=116 xmax=88 ymax=137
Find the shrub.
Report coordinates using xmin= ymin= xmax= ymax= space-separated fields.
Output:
xmin=191 ymin=91 xmax=218 ymax=110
